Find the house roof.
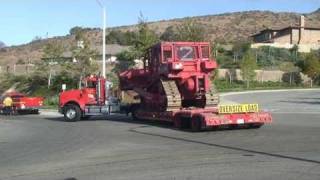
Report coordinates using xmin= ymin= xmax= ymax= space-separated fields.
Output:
xmin=61 ymin=44 xmax=130 ymax=58
xmin=251 ymin=26 xmax=320 ymax=37
xmin=95 ymin=44 xmax=130 ymax=56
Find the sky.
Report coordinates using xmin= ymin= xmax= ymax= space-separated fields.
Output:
xmin=1 ymin=0 xmax=320 ymax=46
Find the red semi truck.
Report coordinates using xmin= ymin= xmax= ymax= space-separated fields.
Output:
xmin=59 ymin=75 xmax=111 ymax=120
xmin=59 ymin=42 xmax=272 ymax=131
xmin=0 ymin=92 xmax=44 ymax=114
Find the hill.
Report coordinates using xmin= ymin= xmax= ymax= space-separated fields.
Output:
xmin=0 ymin=9 xmax=320 ymax=66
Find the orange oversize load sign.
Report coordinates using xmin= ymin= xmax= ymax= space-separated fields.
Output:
xmin=218 ymin=104 xmax=259 ymax=114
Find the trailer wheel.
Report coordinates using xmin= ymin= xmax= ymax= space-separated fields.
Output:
xmin=191 ymin=117 xmax=202 ymax=132
xmin=32 ymin=109 xmax=39 ymax=114
xmin=173 ymin=116 xmax=183 ymax=129
xmin=64 ymin=105 xmax=81 ymax=122
xmin=249 ymin=123 xmax=264 ymax=129
xmin=132 ymin=110 xmax=139 ymax=121
xmin=180 ymin=117 xmax=191 ymax=129
xmin=131 ymin=105 xmax=140 ymax=121
xmin=81 ymin=115 xmax=90 ymax=120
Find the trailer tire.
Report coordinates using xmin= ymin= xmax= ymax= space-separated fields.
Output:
xmin=64 ymin=105 xmax=81 ymax=122
xmin=173 ymin=116 xmax=182 ymax=129
xmin=191 ymin=117 xmax=202 ymax=132
xmin=180 ymin=117 xmax=191 ymax=129
xmin=249 ymin=123 xmax=263 ymax=129
xmin=81 ymin=115 xmax=90 ymax=120
xmin=132 ymin=111 xmax=139 ymax=121
xmin=32 ymin=109 xmax=39 ymax=114
xmin=131 ymin=105 xmax=140 ymax=121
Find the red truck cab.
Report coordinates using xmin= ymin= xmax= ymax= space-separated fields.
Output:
xmin=59 ymin=75 xmax=111 ymax=121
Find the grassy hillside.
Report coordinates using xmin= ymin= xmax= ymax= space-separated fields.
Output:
xmin=0 ymin=9 xmax=320 ymax=66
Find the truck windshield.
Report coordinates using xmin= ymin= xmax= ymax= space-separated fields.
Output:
xmin=87 ymin=81 xmax=96 ymax=88
xmin=177 ymin=46 xmax=195 ymax=61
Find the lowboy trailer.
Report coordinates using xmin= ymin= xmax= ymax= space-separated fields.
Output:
xmin=59 ymin=42 xmax=272 ymax=131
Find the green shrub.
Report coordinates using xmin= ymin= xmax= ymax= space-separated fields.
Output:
xmin=43 ymin=95 xmax=59 ymax=107
xmin=214 ymin=79 xmax=306 ymax=92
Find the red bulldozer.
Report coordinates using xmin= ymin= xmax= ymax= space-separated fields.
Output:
xmin=119 ymin=42 xmax=272 ymax=131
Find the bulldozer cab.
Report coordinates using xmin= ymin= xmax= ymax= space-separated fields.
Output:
xmin=144 ymin=42 xmax=212 ymax=75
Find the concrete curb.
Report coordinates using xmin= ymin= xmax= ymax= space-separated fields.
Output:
xmin=41 ymin=109 xmax=57 ymax=112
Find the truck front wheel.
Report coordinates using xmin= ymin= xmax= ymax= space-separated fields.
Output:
xmin=64 ymin=105 xmax=81 ymax=122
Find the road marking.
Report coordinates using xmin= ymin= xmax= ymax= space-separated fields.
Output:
xmin=272 ymin=112 xmax=320 ymax=114
xmin=220 ymin=88 xmax=320 ymax=97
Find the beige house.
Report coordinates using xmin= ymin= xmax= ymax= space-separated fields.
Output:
xmin=251 ymin=16 xmax=320 ymax=52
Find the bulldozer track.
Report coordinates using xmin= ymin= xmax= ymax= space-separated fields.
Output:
xmin=161 ymin=80 xmax=182 ymax=111
xmin=205 ymin=86 xmax=220 ymax=107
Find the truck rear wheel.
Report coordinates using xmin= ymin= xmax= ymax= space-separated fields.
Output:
xmin=64 ymin=105 xmax=81 ymax=122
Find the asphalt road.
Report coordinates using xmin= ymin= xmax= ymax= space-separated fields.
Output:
xmin=0 ymin=89 xmax=319 ymax=180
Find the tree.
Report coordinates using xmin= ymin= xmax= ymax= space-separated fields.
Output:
xmin=159 ymin=19 xmax=206 ymax=42
xmin=113 ymin=50 xmax=135 ymax=73
xmin=41 ymin=40 xmax=64 ymax=88
xmin=302 ymin=53 xmax=320 ymax=87
xmin=69 ymin=26 xmax=84 ymax=36
xmin=16 ymin=59 xmax=25 ymax=65
xmin=106 ymin=30 xmax=135 ymax=45
xmin=43 ymin=41 xmax=64 ymax=61
xmin=175 ymin=19 xmax=206 ymax=41
xmin=69 ymin=29 xmax=99 ymax=87
xmin=240 ymin=51 xmax=257 ymax=88
xmin=130 ymin=14 xmax=159 ymax=59
xmin=232 ymin=41 xmax=251 ymax=63
xmin=160 ymin=26 xmax=178 ymax=41
xmin=290 ymin=44 xmax=299 ymax=61
xmin=279 ymin=62 xmax=300 ymax=85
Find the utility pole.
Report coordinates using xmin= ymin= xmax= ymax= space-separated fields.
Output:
xmin=96 ymin=0 xmax=106 ymax=78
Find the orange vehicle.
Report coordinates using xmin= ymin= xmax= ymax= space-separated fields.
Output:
xmin=0 ymin=92 xmax=44 ymax=114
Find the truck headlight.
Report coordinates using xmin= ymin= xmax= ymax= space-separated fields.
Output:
xmin=173 ymin=63 xmax=183 ymax=70
xmin=88 ymin=94 xmax=95 ymax=99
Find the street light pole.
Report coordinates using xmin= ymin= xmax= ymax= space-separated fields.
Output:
xmin=96 ymin=0 xmax=106 ymax=78
xmin=102 ymin=7 xmax=106 ymax=78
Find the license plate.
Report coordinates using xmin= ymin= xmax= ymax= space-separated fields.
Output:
xmin=218 ymin=104 xmax=259 ymax=114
